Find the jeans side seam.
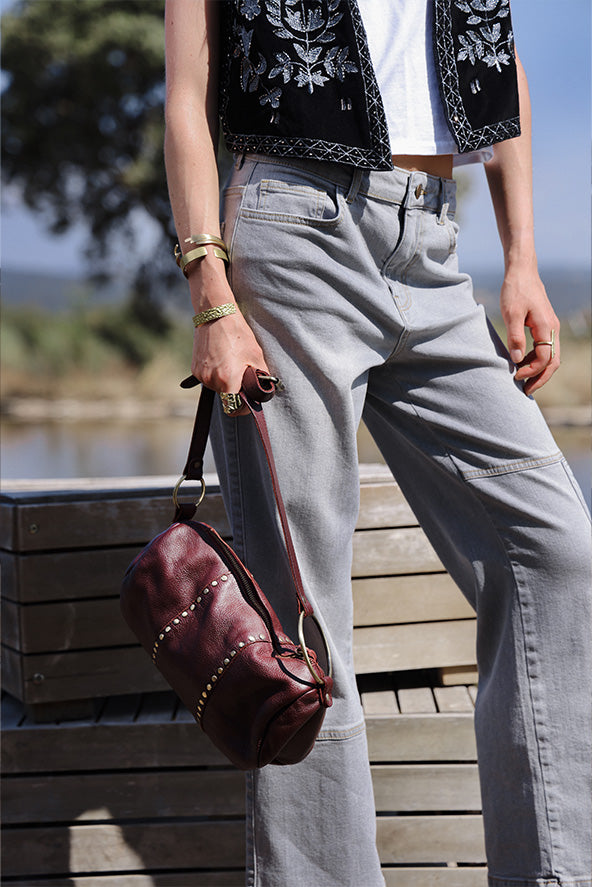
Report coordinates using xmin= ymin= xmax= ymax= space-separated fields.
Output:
xmin=463 ymin=466 xmax=565 ymax=876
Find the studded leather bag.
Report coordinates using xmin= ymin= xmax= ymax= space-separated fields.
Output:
xmin=120 ymin=367 xmax=333 ymax=770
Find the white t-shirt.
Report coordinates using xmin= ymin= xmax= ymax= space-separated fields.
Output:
xmin=357 ymin=0 xmax=493 ymax=166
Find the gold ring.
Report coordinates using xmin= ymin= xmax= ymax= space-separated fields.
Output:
xmin=219 ymin=392 xmax=243 ymax=415
xmin=533 ymin=329 xmax=555 ymax=360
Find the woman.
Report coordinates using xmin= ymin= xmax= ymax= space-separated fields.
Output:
xmin=164 ymin=2 xmax=591 ymax=885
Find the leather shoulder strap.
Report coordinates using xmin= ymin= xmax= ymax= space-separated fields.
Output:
xmin=177 ymin=368 xmax=313 ymax=618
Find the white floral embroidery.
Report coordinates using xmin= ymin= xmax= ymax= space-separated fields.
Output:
xmin=454 ymin=0 xmax=514 ymax=73
xmin=240 ymin=0 xmax=261 ymax=21
xmin=232 ymin=0 xmax=358 ymax=123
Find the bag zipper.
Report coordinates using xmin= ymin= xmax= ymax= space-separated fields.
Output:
xmin=195 ymin=521 xmax=284 ymax=649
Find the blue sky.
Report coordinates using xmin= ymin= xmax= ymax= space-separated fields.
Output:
xmin=1 ymin=0 xmax=590 ymax=276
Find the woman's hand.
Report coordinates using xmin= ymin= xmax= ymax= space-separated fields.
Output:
xmin=192 ymin=308 xmax=269 ymax=395
xmin=500 ymin=262 xmax=560 ymax=395
xmin=188 ymin=256 xmax=269 ymax=398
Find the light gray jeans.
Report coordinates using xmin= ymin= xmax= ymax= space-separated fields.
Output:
xmin=211 ymin=154 xmax=592 ymax=887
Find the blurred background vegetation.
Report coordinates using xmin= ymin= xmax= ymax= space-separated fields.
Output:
xmin=1 ymin=0 xmax=590 ymax=418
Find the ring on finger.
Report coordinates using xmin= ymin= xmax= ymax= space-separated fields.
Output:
xmin=219 ymin=392 xmax=243 ymax=415
xmin=533 ymin=329 xmax=556 ymax=360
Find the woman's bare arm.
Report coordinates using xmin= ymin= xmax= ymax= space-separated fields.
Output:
xmin=484 ymin=53 xmax=560 ymax=395
xmin=164 ymin=0 xmax=268 ymax=395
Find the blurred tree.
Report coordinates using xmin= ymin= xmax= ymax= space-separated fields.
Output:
xmin=1 ymin=0 xmax=176 ymax=314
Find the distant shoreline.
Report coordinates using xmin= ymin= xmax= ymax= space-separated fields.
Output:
xmin=2 ymin=396 xmax=590 ymax=429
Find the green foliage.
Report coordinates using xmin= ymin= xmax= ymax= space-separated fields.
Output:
xmin=1 ymin=298 xmax=189 ymax=384
xmin=1 ymin=0 xmax=174 ymax=291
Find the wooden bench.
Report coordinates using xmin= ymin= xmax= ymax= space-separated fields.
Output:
xmin=2 ymin=679 xmax=486 ymax=886
xmin=0 ymin=466 xmax=477 ymax=720
xmin=1 ymin=466 xmax=484 ymax=884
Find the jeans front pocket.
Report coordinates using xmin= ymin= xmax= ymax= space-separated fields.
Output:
xmin=239 ymin=166 xmax=342 ymax=228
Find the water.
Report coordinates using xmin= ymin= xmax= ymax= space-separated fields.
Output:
xmin=1 ymin=418 xmax=589 ymax=507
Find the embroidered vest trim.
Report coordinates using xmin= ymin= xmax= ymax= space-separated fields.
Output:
xmin=219 ymin=0 xmax=520 ymax=169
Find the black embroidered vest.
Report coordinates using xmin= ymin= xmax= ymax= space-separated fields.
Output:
xmin=219 ymin=0 xmax=520 ymax=170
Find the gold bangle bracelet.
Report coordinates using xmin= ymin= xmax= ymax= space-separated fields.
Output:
xmin=192 ymin=303 xmax=237 ymax=327
xmin=174 ymin=243 xmax=228 ymax=278
xmin=184 ymin=233 xmax=227 ymax=251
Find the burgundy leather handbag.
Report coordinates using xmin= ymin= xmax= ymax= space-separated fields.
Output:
xmin=121 ymin=368 xmax=333 ymax=770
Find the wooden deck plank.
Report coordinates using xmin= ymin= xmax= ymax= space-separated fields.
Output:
xmin=2 ymin=704 xmax=478 ymax=773
xmin=0 ymin=548 xmax=139 ymax=604
xmin=352 ymin=527 xmax=443 ymax=576
xmin=354 ymin=619 xmax=476 ymax=674
xmin=2 ymin=770 xmax=245 ymax=824
xmin=1 ymin=719 xmax=227 ymax=774
xmin=353 ymin=573 xmax=470 ymax=626
xmin=0 ymin=489 xmax=229 ymax=554
xmin=4 ymin=645 xmax=168 ymax=705
xmin=1 ymin=760 xmax=482 ymax=815
xmin=2 ymin=817 xmax=485 ymax=877
xmin=366 ymin=713 xmax=477 ymax=762
xmin=397 ymin=687 xmax=437 ymax=714
xmin=434 ymin=686 xmax=476 ymax=713
xmin=0 ymin=869 xmax=490 ymax=887
xmin=377 ymin=814 xmax=486 ymax=864
xmin=6 ymin=876 xmax=246 ymax=887
xmin=361 ymin=690 xmax=399 ymax=716
xmin=4 ymin=574 xmax=472 ymax=656
xmin=439 ymin=665 xmax=479 ymax=686
xmin=1 ymin=821 xmax=245 ymax=877
xmin=372 ymin=764 xmax=481 ymax=812
xmin=356 ymin=478 xmax=417 ymax=529
xmin=383 ymin=868 xmax=487 ymax=887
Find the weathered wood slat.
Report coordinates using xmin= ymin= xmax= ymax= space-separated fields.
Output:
xmin=1 ymin=708 xmax=478 ymax=775
xmin=439 ymin=665 xmax=480 ymax=686
xmin=355 ymin=478 xmax=417 ymax=529
xmin=0 ymin=548 xmax=141 ymax=604
xmin=353 ymin=573 xmax=472 ymax=626
xmin=366 ymin=713 xmax=477 ymax=762
xmin=383 ymin=868 xmax=487 ymax=887
xmin=2 ymin=645 xmax=168 ymax=705
xmin=377 ymin=814 xmax=486 ymax=863
xmin=2 ymin=816 xmax=485 ymax=877
xmin=1 ymin=821 xmax=246 ymax=877
xmin=352 ymin=527 xmax=443 ymax=576
xmin=2 ymin=763 xmax=481 ymax=824
xmin=372 ymin=764 xmax=481 ymax=812
xmin=362 ymin=690 xmax=399 ymax=716
xmin=0 ymin=489 xmax=229 ymax=554
xmin=0 ymin=871 xmax=488 ymax=887
xmin=354 ymin=619 xmax=477 ymax=674
xmin=434 ymin=686 xmax=476 ymax=713
xmin=2 ymin=876 xmax=246 ymax=887
xmin=1 ymin=718 xmax=227 ymax=774
xmin=0 ymin=467 xmax=408 ymax=554
xmin=2 ymin=770 xmax=245 ymax=824
xmin=4 ymin=617 xmax=477 ymax=706
xmin=1 ymin=598 xmax=136 ymax=653
xmin=398 ymin=687 xmax=437 ymax=714
xmin=4 ymin=574 xmax=473 ymax=654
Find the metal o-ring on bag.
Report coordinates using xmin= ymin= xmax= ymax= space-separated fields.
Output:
xmin=172 ymin=475 xmax=206 ymax=511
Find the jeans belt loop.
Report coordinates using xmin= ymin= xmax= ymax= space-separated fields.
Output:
xmin=345 ymin=169 xmax=362 ymax=205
